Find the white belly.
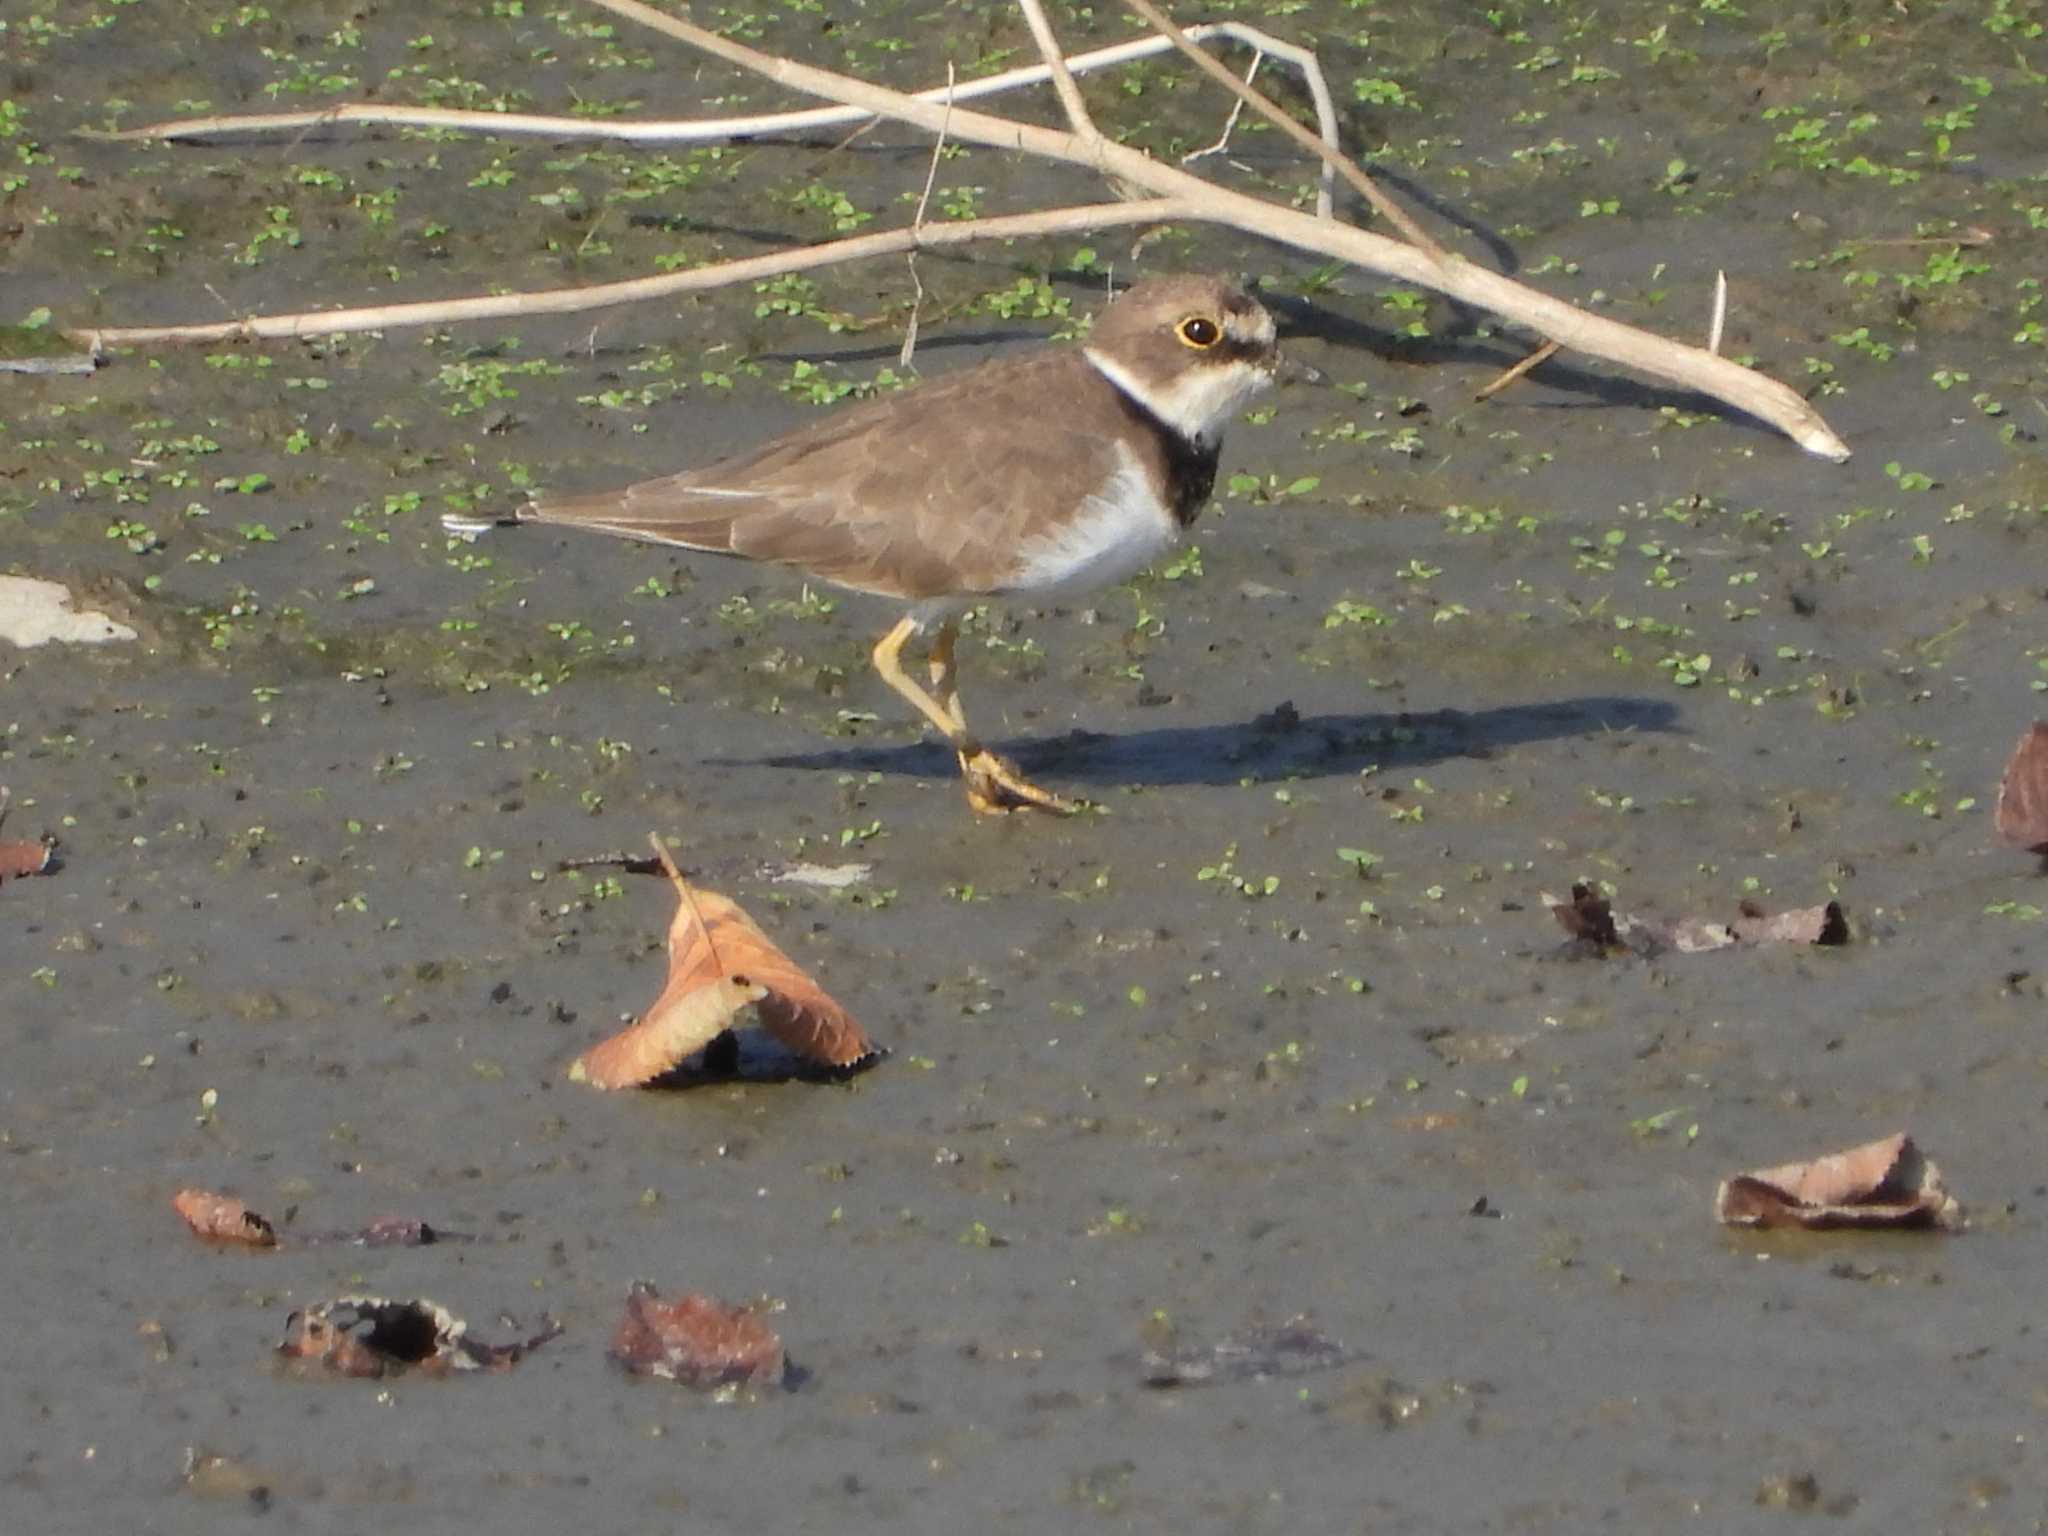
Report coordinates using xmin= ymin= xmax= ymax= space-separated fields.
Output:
xmin=1006 ymin=441 xmax=1178 ymax=596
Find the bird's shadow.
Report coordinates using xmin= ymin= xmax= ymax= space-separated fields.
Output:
xmin=722 ymin=694 xmax=1680 ymax=789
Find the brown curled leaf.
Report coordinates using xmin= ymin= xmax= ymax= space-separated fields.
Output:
xmin=0 ymin=838 xmax=53 ymax=881
xmin=1994 ymin=722 xmax=2048 ymax=855
xmin=610 ymin=1282 xmax=786 ymax=1388
xmin=570 ymin=833 xmax=876 ymax=1088
xmin=172 ymin=1188 xmax=278 ymax=1248
xmin=1714 ymin=1133 xmax=1964 ymax=1232
xmin=278 ymin=1295 xmax=560 ymax=1378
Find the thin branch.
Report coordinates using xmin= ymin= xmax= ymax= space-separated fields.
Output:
xmin=1181 ymin=51 xmax=1258 ymax=166
xmin=575 ymin=0 xmax=1849 ymax=460
xmin=65 ymin=199 xmax=1190 ymax=349
xmin=1473 ymin=339 xmax=1561 ymax=400
xmin=77 ymin=0 xmax=1847 ymax=461
xmin=93 ymin=21 xmax=1339 ymax=216
xmin=1124 ymin=0 xmax=1442 ymax=254
xmin=900 ymin=68 xmax=957 ymax=370
xmin=1706 ymin=270 xmax=1728 ymax=357
xmin=1016 ymin=0 xmax=1099 ymax=142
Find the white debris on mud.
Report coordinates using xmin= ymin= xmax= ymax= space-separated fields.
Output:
xmin=0 ymin=575 xmax=137 ymax=648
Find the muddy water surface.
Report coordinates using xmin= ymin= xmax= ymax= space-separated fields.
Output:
xmin=4 ymin=1 xmax=2046 ymax=1531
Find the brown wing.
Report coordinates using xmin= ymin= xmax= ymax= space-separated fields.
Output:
xmin=521 ymin=349 xmax=1140 ymax=600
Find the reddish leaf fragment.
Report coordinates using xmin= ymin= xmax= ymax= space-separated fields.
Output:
xmin=1994 ymin=722 xmax=2048 ymax=855
xmin=279 ymin=1296 xmax=559 ymax=1378
xmin=570 ymin=833 xmax=876 ymax=1088
xmin=610 ymin=1282 xmax=786 ymax=1388
xmin=172 ymin=1188 xmax=277 ymax=1248
xmin=1714 ymin=1133 xmax=1964 ymax=1232
xmin=1548 ymin=883 xmax=1619 ymax=949
xmin=0 ymin=839 xmax=53 ymax=881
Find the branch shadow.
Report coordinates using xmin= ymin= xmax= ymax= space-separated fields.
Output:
xmin=721 ymin=694 xmax=1680 ymax=790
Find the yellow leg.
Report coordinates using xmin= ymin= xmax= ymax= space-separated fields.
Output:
xmin=870 ymin=615 xmax=1076 ymax=815
xmin=925 ymin=620 xmax=967 ymax=735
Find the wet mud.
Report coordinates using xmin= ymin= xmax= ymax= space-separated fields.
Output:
xmin=4 ymin=0 xmax=2046 ymax=1530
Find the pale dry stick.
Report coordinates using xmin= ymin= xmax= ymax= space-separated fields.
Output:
xmin=577 ymin=0 xmax=1848 ymax=460
xmin=1017 ymin=0 xmax=1100 ymax=142
xmin=1856 ymin=227 xmax=1995 ymax=247
xmin=1707 ymin=270 xmax=1728 ymax=357
xmin=1123 ymin=0 xmax=1443 ymax=257
xmin=1472 ymin=339 xmax=1562 ymax=402
xmin=65 ymin=198 xmax=1192 ymax=349
xmin=1182 ymin=51 xmax=1258 ymax=167
xmin=899 ymin=67 xmax=957 ymax=370
xmin=95 ymin=23 xmax=1339 ymax=219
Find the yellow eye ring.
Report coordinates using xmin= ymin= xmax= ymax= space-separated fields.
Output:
xmin=1177 ymin=315 xmax=1221 ymax=349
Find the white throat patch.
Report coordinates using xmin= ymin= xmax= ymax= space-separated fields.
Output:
xmin=1083 ymin=346 xmax=1270 ymax=446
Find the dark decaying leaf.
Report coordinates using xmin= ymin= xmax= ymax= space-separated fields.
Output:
xmin=172 ymin=1188 xmax=278 ymax=1248
xmin=570 ymin=833 xmax=876 ymax=1088
xmin=1548 ymin=883 xmax=1620 ymax=949
xmin=278 ymin=1296 xmax=560 ymax=1378
xmin=609 ymin=1281 xmax=786 ymax=1388
xmin=1714 ymin=1133 xmax=1964 ymax=1232
xmin=1544 ymin=883 xmax=1846 ymax=957
xmin=1994 ymin=722 xmax=2048 ymax=855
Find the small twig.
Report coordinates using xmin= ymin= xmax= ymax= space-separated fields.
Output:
xmin=1854 ymin=227 xmax=1995 ymax=248
xmin=1706 ymin=269 xmax=1727 ymax=357
xmin=1123 ymin=0 xmax=1443 ymax=253
xmin=901 ymin=67 xmax=956 ymax=371
xmin=1016 ymin=0 xmax=1098 ymax=142
xmin=65 ymin=197 xmax=1191 ymax=349
xmin=1473 ymin=338 xmax=1562 ymax=400
xmin=1181 ymin=52 xmax=1259 ymax=165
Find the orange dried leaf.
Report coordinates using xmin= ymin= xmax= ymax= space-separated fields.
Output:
xmin=609 ymin=1282 xmax=786 ymax=1388
xmin=0 ymin=838 xmax=52 ymax=882
xmin=1714 ymin=1133 xmax=1963 ymax=1232
xmin=569 ymin=834 xmax=874 ymax=1088
xmin=1995 ymin=722 xmax=2048 ymax=854
xmin=173 ymin=1188 xmax=278 ymax=1248
xmin=572 ymin=976 xmax=761 ymax=1089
